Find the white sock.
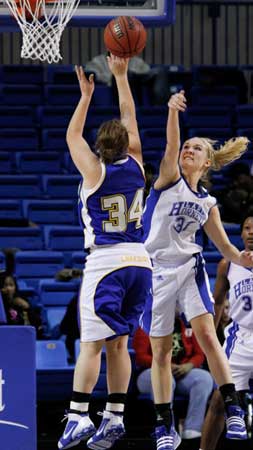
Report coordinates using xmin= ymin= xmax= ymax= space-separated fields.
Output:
xmin=70 ymin=401 xmax=89 ymax=412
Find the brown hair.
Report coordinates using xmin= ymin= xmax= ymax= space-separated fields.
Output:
xmin=95 ymin=119 xmax=129 ymax=164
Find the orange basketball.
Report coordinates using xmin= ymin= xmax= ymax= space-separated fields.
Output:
xmin=104 ymin=16 xmax=147 ymax=58
xmin=15 ymin=0 xmax=42 ymax=20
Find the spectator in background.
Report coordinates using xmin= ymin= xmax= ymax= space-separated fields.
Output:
xmin=214 ymin=162 xmax=253 ymax=224
xmin=133 ymin=318 xmax=213 ymax=448
xmin=0 ymin=273 xmax=44 ymax=338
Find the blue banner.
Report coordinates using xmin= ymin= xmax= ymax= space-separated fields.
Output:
xmin=0 ymin=326 xmax=36 ymax=450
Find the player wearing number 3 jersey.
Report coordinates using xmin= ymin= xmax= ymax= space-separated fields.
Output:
xmin=58 ymin=55 xmax=152 ymax=450
xmin=141 ymin=90 xmax=253 ymax=450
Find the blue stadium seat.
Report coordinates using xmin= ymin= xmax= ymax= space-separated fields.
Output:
xmin=45 ymin=65 xmax=77 ymax=84
xmin=44 ymin=85 xmax=80 ymax=105
xmin=0 ymin=200 xmax=22 ymax=219
xmin=71 ymin=251 xmax=88 ymax=269
xmin=187 ymin=128 xmax=233 ymax=141
xmin=16 ymin=152 xmax=62 ymax=174
xmin=15 ymin=251 xmax=65 ymax=278
xmin=63 ymin=153 xmax=79 ymax=174
xmin=235 ymin=105 xmax=253 ymax=127
xmin=191 ymin=86 xmax=239 ymax=106
xmin=0 ymin=227 xmax=43 ymax=250
xmin=23 ymin=200 xmax=77 ymax=224
xmin=39 ymin=279 xmax=79 ymax=306
xmin=42 ymin=175 xmax=81 ymax=198
xmin=0 ymin=85 xmax=43 ymax=105
xmin=0 ymin=251 xmax=5 ymax=271
xmin=0 ymin=292 xmax=7 ymax=324
xmin=184 ymin=106 xmax=232 ymax=128
xmin=86 ymin=106 xmax=119 ymax=128
xmin=46 ymin=306 xmax=66 ymax=331
xmin=0 ymin=175 xmax=42 ymax=198
xmin=44 ymin=225 xmax=83 ymax=250
xmin=42 ymin=129 xmax=68 ymax=151
xmin=0 ymin=65 xmax=44 ymax=84
xmin=137 ymin=107 xmax=167 ymax=128
xmin=203 ymin=251 xmax=222 ymax=277
xmin=0 ymin=152 xmax=13 ymax=173
xmin=0 ymin=106 xmax=35 ymax=127
xmin=36 ymin=340 xmax=69 ymax=369
xmin=207 ymin=224 xmax=243 ymax=251
xmin=37 ymin=106 xmax=73 ymax=128
xmin=140 ymin=128 xmax=166 ymax=150
xmin=0 ymin=128 xmax=39 ymax=150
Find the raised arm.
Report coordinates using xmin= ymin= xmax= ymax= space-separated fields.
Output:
xmin=107 ymin=55 xmax=142 ymax=163
xmin=212 ymin=258 xmax=230 ymax=328
xmin=204 ymin=206 xmax=253 ymax=267
xmin=66 ymin=66 xmax=101 ymax=182
xmin=154 ymin=90 xmax=186 ymax=190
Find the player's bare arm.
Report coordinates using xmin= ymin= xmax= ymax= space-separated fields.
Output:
xmin=213 ymin=258 xmax=230 ymax=328
xmin=107 ymin=54 xmax=142 ymax=163
xmin=204 ymin=206 xmax=253 ymax=267
xmin=66 ymin=66 xmax=101 ymax=183
xmin=155 ymin=90 xmax=186 ymax=189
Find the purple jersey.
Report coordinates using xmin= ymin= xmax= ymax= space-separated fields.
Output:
xmin=78 ymin=155 xmax=145 ymax=249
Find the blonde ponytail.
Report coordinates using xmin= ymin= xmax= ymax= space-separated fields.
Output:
xmin=199 ymin=137 xmax=249 ymax=171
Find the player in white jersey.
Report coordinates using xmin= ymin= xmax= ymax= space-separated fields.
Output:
xmin=141 ymin=90 xmax=253 ymax=450
xmin=200 ymin=215 xmax=253 ymax=450
xmin=58 ymin=56 xmax=152 ymax=450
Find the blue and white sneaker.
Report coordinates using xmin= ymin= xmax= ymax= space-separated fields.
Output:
xmin=226 ymin=405 xmax=247 ymax=440
xmin=153 ymin=425 xmax=181 ymax=450
xmin=87 ymin=410 xmax=125 ymax=449
xmin=58 ymin=412 xmax=96 ymax=449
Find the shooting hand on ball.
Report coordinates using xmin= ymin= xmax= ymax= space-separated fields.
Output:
xmin=107 ymin=54 xmax=129 ymax=78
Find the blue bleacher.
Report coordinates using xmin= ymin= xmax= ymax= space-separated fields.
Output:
xmin=39 ymin=279 xmax=79 ymax=306
xmin=71 ymin=251 xmax=87 ymax=269
xmin=0 ymin=85 xmax=42 ymax=105
xmin=140 ymin=128 xmax=166 ymax=150
xmin=0 ymin=65 xmax=44 ymax=84
xmin=15 ymin=251 xmax=65 ymax=279
xmin=42 ymin=129 xmax=68 ymax=151
xmin=44 ymin=225 xmax=83 ymax=250
xmin=235 ymin=105 xmax=253 ymax=127
xmin=191 ymin=86 xmax=239 ymax=106
xmin=184 ymin=106 xmax=232 ymax=128
xmin=63 ymin=153 xmax=79 ymax=174
xmin=0 ymin=251 xmax=5 ymax=271
xmin=0 ymin=106 xmax=35 ymax=127
xmin=46 ymin=307 xmax=66 ymax=331
xmin=37 ymin=106 xmax=73 ymax=128
xmin=23 ymin=199 xmax=77 ymax=224
xmin=0 ymin=227 xmax=43 ymax=250
xmin=16 ymin=152 xmax=62 ymax=174
xmin=203 ymin=251 xmax=222 ymax=277
xmin=0 ymin=292 xmax=7 ymax=324
xmin=207 ymin=224 xmax=243 ymax=251
xmin=0 ymin=200 xmax=22 ymax=219
xmin=42 ymin=175 xmax=81 ymax=198
xmin=137 ymin=107 xmax=167 ymax=128
xmin=36 ymin=340 xmax=69 ymax=369
xmin=0 ymin=128 xmax=39 ymax=150
xmin=0 ymin=152 xmax=13 ymax=173
xmin=187 ymin=128 xmax=233 ymax=141
xmin=0 ymin=175 xmax=42 ymax=198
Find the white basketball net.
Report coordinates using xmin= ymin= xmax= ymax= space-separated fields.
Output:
xmin=4 ymin=0 xmax=80 ymax=63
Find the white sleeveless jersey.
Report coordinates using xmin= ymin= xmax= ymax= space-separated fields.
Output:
xmin=143 ymin=176 xmax=216 ymax=266
xmin=227 ymin=262 xmax=253 ymax=329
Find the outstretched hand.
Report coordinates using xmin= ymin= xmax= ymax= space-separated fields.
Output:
xmin=107 ymin=53 xmax=129 ymax=77
xmin=239 ymin=250 xmax=253 ymax=267
xmin=168 ymin=90 xmax=187 ymax=112
xmin=75 ymin=65 xmax=95 ymax=98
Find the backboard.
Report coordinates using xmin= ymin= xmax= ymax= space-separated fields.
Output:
xmin=0 ymin=0 xmax=176 ymax=30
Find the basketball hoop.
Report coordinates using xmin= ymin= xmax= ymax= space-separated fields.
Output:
xmin=4 ymin=0 xmax=80 ymax=63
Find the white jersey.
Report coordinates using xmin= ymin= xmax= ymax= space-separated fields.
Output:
xmin=227 ymin=262 xmax=253 ymax=330
xmin=143 ymin=176 xmax=216 ymax=266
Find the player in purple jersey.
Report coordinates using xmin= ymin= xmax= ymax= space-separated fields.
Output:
xmin=58 ymin=55 xmax=152 ymax=450
xmin=141 ymin=90 xmax=253 ymax=450
xmin=200 ymin=215 xmax=253 ymax=450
